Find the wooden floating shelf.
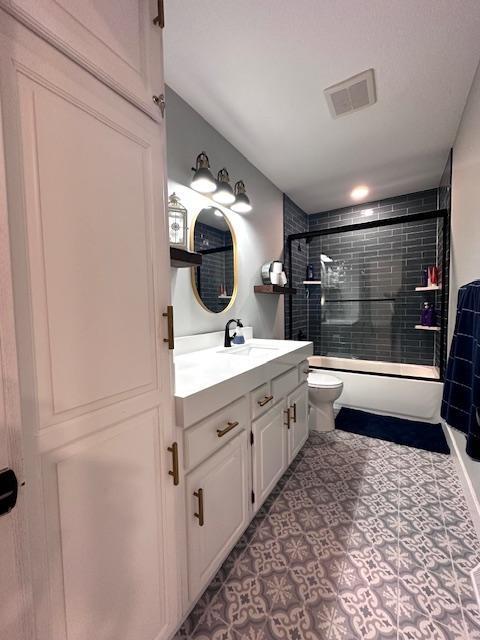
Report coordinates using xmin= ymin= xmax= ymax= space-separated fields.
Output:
xmin=254 ymin=284 xmax=297 ymax=295
xmin=415 ymin=285 xmax=441 ymax=291
xmin=170 ymin=246 xmax=202 ymax=268
xmin=303 ymin=280 xmax=322 ymax=285
xmin=414 ymin=325 xmax=440 ymax=332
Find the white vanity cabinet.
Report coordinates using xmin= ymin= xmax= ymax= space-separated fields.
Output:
xmin=174 ymin=338 xmax=313 ymax=625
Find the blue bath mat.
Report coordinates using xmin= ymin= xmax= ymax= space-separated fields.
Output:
xmin=335 ymin=407 xmax=450 ymax=454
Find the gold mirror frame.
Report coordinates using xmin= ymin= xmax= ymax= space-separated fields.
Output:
xmin=189 ymin=208 xmax=238 ymax=314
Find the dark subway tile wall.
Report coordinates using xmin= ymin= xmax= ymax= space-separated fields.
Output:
xmin=284 ymin=188 xmax=449 ymax=371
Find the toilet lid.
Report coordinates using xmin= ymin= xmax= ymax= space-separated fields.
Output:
xmin=308 ymin=372 xmax=343 ymax=389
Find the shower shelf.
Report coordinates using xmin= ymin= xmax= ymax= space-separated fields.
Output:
xmin=254 ymin=285 xmax=297 ymax=295
xmin=414 ymin=325 xmax=440 ymax=332
xmin=415 ymin=285 xmax=441 ymax=291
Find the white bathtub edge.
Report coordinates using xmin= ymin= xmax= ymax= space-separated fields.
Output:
xmin=314 ymin=368 xmax=443 ymax=422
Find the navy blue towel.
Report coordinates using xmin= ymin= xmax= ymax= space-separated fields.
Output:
xmin=441 ymin=280 xmax=480 ymax=460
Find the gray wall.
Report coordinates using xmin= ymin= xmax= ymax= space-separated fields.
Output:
xmin=448 ymin=60 xmax=480 ymax=506
xmin=166 ymin=87 xmax=284 ymax=338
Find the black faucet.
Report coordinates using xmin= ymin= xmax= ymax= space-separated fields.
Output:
xmin=224 ymin=319 xmax=238 ymax=347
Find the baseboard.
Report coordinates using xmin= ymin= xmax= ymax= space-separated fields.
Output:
xmin=442 ymin=421 xmax=480 ymax=541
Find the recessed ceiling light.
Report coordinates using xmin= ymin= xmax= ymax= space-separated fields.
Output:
xmin=351 ymin=185 xmax=369 ymax=200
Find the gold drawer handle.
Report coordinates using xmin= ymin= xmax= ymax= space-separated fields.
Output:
xmin=216 ymin=421 xmax=239 ymax=438
xmin=257 ymin=395 xmax=273 ymax=407
xmin=290 ymin=402 xmax=297 ymax=423
xmin=194 ymin=488 xmax=204 ymax=526
xmin=162 ymin=305 xmax=174 ymax=350
xmin=167 ymin=442 xmax=179 ymax=486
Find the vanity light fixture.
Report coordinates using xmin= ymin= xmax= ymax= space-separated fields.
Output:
xmin=212 ymin=168 xmax=236 ymax=205
xmin=191 ymin=152 xmax=217 ymax=194
xmin=231 ymin=180 xmax=252 ymax=213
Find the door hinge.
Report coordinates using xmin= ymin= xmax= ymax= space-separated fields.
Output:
xmin=153 ymin=0 xmax=165 ymax=28
xmin=251 ymin=490 xmax=255 ymax=504
xmin=250 ymin=431 xmax=254 ymax=446
xmin=0 ymin=468 xmax=18 ymax=517
xmin=153 ymin=94 xmax=166 ymax=119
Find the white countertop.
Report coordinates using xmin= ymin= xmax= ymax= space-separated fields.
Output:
xmin=175 ymin=338 xmax=312 ymax=398
xmin=174 ymin=338 xmax=313 ymax=427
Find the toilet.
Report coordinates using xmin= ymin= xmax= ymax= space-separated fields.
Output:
xmin=308 ymin=371 xmax=344 ymax=432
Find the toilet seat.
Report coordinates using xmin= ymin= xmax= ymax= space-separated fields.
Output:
xmin=308 ymin=372 xmax=343 ymax=389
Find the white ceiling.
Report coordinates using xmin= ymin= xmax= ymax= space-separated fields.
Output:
xmin=164 ymin=0 xmax=480 ymax=213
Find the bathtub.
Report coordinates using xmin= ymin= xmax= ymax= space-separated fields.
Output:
xmin=308 ymin=355 xmax=443 ymax=423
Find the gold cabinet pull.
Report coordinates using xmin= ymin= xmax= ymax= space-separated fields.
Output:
xmin=153 ymin=0 xmax=165 ymax=28
xmin=216 ymin=421 xmax=239 ymax=438
xmin=291 ymin=402 xmax=297 ymax=423
xmin=167 ymin=442 xmax=179 ymax=486
xmin=193 ymin=488 xmax=204 ymax=526
xmin=162 ymin=305 xmax=174 ymax=349
xmin=284 ymin=408 xmax=290 ymax=429
xmin=257 ymin=394 xmax=273 ymax=407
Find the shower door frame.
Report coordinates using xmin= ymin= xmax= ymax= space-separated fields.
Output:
xmin=286 ymin=208 xmax=450 ymax=382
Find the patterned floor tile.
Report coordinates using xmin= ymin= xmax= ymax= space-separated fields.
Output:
xmin=398 ymin=564 xmax=462 ymax=626
xmin=266 ymin=604 xmax=324 ymax=639
xmin=205 ymin=572 xmax=271 ymax=635
xmin=241 ymin=537 xmax=290 ymax=579
xmin=174 ymin=431 xmax=480 ymax=640
xmin=335 ymin=582 xmax=398 ymax=638
xmin=397 ymin=610 xmax=467 ymax=640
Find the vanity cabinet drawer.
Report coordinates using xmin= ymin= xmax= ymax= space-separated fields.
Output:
xmin=250 ymin=382 xmax=274 ymax=420
xmin=183 ymin=397 xmax=248 ymax=471
xmin=299 ymin=360 xmax=310 ymax=384
xmin=271 ymin=367 xmax=298 ymax=401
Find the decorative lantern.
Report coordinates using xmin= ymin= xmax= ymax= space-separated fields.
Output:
xmin=168 ymin=192 xmax=188 ymax=248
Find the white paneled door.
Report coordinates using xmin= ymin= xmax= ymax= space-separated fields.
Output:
xmin=0 ymin=97 xmax=34 ymax=640
xmin=0 ymin=5 xmax=177 ymax=640
xmin=0 ymin=0 xmax=164 ymax=119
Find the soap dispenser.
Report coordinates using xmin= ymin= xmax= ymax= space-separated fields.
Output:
xmin=232 ymin=319 xmax=245 ymax=345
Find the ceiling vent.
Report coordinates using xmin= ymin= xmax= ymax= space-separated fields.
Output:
xmin=324 ymin=68 xmax=376 ymax=119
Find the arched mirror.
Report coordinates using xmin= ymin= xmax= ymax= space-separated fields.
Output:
xmin=190 ymin=207 xmax=237 ymax=313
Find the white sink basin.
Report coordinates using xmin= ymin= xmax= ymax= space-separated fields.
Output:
xmin=217 ymin=345 xmax=279 ymax=357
